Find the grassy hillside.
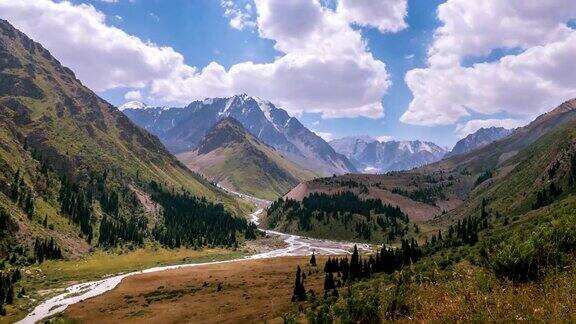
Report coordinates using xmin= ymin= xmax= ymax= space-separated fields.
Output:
xmin=178 ymin=118 xmax=317 ymax=200
xmin=276 ymin=101 xmax=576 ymax=244
xmin=443 ymin=116 xmax=576 ymax=224
xmin=0 ymin=18 xmax=258 ymax=319
xmin=0 ymin=19 xmax=253 ymax=255
xmin=277 ymin=99 xmax=576 ymax=243
xmin=283 ymin=175 xmax=576 ymax=323
xmin=265 ymin=99 xmax=576 ymax=321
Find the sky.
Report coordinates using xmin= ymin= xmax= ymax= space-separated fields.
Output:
xmin=1 ymin=0 xmax=575 ymax=147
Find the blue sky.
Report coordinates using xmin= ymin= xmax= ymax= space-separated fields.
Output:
xmin=3 ymin=0 xmax=574 ymax=148
xmin=78 ymin=0 xmax=460 ymax=146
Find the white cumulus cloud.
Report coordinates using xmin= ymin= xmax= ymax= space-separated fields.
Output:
xmin=221 ymin=0 xmax=256 ymax=30
xmin=158 ymin=0 xmax=397 ymax=118
xmin=0 ymin=0 xmax=185 ymax=91
xmin=0 ymin=0 xmax=406 ymax=119
xmin=336 ymin=0 xmax=407 ymax=33
xmin=401 ymin=0 xmax=576 ymax=130
xmin=429 ymin=0 xmax=576 ymax=67
xmin=124 ymin=90 xmax=142 ymax=101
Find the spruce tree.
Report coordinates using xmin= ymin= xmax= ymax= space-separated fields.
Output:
xmin=324 ymin=272 xmax=335 ymax=291
xmin=292 ymin=265 xmax=302 ymax=302
xmin=5 ymin=286 xmax=13 ymax=304
xmin=350 ymin=245 xmax=360 ymax=281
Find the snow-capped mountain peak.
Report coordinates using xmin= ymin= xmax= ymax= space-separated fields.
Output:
xmin=254 ymin=96 xmax=275 ymax=123
xmin=330 ymin=136 xmax=447 ymax=173
xmin=122 ymin=94 xmax=356 ymax=176
xmin=119 ymin=101 xmax=148 ymax=111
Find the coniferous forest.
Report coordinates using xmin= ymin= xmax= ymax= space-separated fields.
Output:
xmin=149 ymin=180 xmax=257 ymax=248
xmin=267 ymin=191 xmax=409 ymax=242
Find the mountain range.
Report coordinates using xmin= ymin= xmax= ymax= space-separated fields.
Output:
xmin=121 ymin=95 xmax=356 ymax=176
xmin=329 ymin=136 xmax=447 ymax=173
xmin=276 ymin=97 xmax=576 ymax=229
xmin=178 ymin=118 xmax=317 ymax=200
xmin=446 ymin=126 xmax=514 ymax=158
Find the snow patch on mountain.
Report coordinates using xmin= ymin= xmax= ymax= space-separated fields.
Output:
xmin=330 ymin=136 xmax=447 ymax=173
xmin=122 ymin=94 xmax=356 ymax=176
xmin=119 ymin=101 xmax=148 ymax=111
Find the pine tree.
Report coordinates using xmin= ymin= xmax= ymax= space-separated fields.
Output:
xmin=292 ymin=265 xmax=302 ymax=302
xmin=350 ymin=245 xmax=360 ymax=281
xmin=310 ymin=252 xmax=317 ymax=266
xmin=324 ymin=272 xmax=335 ymax=291
xmin=5 ymin=286 xmax=13 ymax=304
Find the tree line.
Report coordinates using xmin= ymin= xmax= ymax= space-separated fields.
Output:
xmin=267 ymin=192 xmax=408 ymax=240
xmin=292 ymin=241 xmax=422 ymax=303
xmin=0 ymin=269 xmax=21 ymax=315
xmin=9 ymin=170 xmax=34 ymax=218
xmin=33 ymin=237 xmax=62 ymax=263
xmin=149 ymin=180 xmax=257 ymax=249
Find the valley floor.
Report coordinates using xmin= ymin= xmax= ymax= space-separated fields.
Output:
xmin=58 ymin=256 xmax=326 ymax=323
xmin=48 ymin=255 xmax=576 ymax=323
xmin=7 ymin=248 xmax=246 ymax=323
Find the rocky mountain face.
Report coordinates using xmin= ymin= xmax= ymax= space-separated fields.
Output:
xmin=122 ymin=95 xmax=356 ymax=176
xmin=447 ymin=127 xmax=513 ymax=157
xmin=0 ymin=19 xmax=246 ymax=256
xmin=178 ymin=118 xmax=317 ymax=200
xmin=330 ymin=137 xmax=447 ymax=173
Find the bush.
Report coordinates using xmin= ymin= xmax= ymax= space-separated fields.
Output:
xmin=482 ymin=210 xmax=576 ymax=282
xmin=334 ymin=290 xmax=381 ymax=324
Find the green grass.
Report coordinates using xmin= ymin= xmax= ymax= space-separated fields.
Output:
xmin=294 ymin=194 xmax=576 ymax=323
xmin=25 ymin=247 xmax=246 ymax=290
xmin=6 ymin=247 xmax=246 ymax=323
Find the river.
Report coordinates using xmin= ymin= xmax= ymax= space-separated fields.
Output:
xmin=19 ymin=189 xmax=371 ymax=323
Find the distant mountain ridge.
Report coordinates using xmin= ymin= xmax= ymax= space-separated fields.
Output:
xmin=178 ymin=118 xmax=317 ymax=200
xmin=122 ymin=95 xmax=356 ymax=176
xmin=330 ymin=136 xmax=447 ymax=173
xmin=281 ymin=97 xmax=576 ymax=233
xmin=447 ymin=127 xmax=513 ymax=157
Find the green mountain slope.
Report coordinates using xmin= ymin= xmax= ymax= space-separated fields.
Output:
xmin=0 ymin=19 xmax=250 ymax=259
xmin=178 ymin=118 xmax=317 ymax=200
xmin=286 ymin=99 xmax=576 ymax=322
xmin=441 ymin=99 xmax=576 ymax=225
xmin=272 ymin=98 xmax=576 ymax=241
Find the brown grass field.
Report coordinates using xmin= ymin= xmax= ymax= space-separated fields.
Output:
xmin=62 ymin=256 xmax=329 ymax=323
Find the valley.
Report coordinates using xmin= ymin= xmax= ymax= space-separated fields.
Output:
xmin=19 ymin=192 xmax=371 ymax=323
xmin=0 ymin=1 xmax=576 ymax=322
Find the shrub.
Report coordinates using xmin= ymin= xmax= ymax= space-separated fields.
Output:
xmin=482 ymin=210 xmax=576 ymax=282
